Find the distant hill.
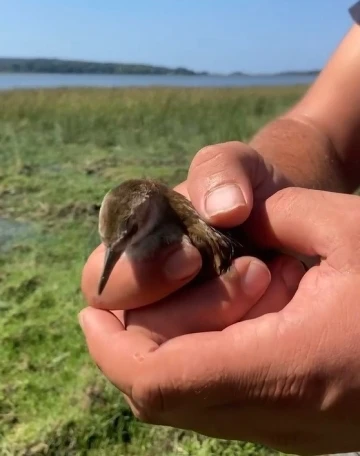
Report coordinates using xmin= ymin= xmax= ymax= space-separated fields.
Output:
xmin=0 ymin=58 xmax=209 ymax=76
xmin=228 ymin=71 xmax=248 ymax=76
xmin=0 ymin=58 xmax=320 ymax=77
xmin=230 ymin=69 xmax=320 ymax=77
xmin=272 ymin=70 xmax=320 ymax=76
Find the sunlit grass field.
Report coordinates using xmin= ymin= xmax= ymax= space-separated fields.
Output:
xmin=0 ymin=85 xmax=306 ymax=455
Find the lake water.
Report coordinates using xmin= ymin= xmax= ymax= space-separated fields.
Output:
xmin=0 ymin=73 xmax=316 ymax=90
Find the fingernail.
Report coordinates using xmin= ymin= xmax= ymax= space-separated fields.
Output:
xmin=164 ymin=242 xmax=202 ymax=281
xmin=204 ymin=184 xmax=246 ymax=217
xmin=281 ymin=258 xmax=306 ymax=295
xmin=241 ymin=260 xmax=271 ymax=298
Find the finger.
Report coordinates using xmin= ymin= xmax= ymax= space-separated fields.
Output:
xmin=243 ymin=255 xmax=306 ymax=320
xmin=110 ymin=309 xmax=125 ymax=325
xmin=187 ymin=142 xmax=255 ymax=227
xmin=82 ymin=257 xmax=303 ymax=399
xmin=125 ymin=254 xmax=305 ymax=344
xmin=79 ymin=305 xmax=225 ymax=407
xmin=251 ymin=187 xmax=359 ymax=260
xmin=81 ymin=239 xmax=202 ymax=310
xmin=186 ymin=142 xmax=285 ymax=228
xmin=173 ymin=181 xmax=188 ymax=198
xmin=79 ymin=307 xmax=159 ymax=396
xmin=125 ymin=256 xmax=272 ymax=344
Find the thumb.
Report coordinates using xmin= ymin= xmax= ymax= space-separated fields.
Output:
xmin=251 ymin=187 xmax=358 ymax=259
xmin=186 ymin=142 xmax=257 ymax=228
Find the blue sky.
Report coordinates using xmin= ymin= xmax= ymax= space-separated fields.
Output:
xmin=0 ymin=1 xmax=355 ymax=73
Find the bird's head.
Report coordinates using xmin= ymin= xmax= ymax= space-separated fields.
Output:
xmin=97 ymin=179 xmax=169 ymax=294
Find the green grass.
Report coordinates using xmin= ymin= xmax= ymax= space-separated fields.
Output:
xmin=0 ymin=85 xmax=306 ymax=455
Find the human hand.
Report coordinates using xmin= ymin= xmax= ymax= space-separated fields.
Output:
xmin=81 ymin=141 xmax=303 ymax=343
xmin=79 ymin=187 xmax=360 ymax=455
xmin=82 ymin=141 xmax=293 ymax=311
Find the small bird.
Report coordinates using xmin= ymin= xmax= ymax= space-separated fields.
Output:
xmin=97 ymin=178 xmax=267 ymax=295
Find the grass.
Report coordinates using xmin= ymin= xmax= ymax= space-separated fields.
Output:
xmin=0 ymin=85 xmax=306 ymax=455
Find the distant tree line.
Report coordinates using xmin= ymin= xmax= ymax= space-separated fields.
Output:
xmin=0 ymin=58 xmax=209 ymax=75
xmin=0 ymin=58 xmax=320 ymax=77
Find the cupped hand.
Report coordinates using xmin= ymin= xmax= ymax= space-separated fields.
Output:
xmin=79 ymin=187 xmax=360 ymax=455
xmin=82 ymin=141 xmax=292 ymax=311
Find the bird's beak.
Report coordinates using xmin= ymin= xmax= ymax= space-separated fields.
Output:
xmin=98 ymin=246 xmax=123 ymax=295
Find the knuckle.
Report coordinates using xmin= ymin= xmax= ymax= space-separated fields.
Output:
xmin=267 ymin=187 xmax=302 ymax=227
xmin=270 ymin=187 xmax=301 ymax=213
xmin=190 ymin=141 xmax=244 ymax=174
xmin=190 ymin=143 xmax=225 ymax=171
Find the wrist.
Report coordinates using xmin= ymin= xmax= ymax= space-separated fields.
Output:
xmin=250 ymin=116 xmax=352 ymax=193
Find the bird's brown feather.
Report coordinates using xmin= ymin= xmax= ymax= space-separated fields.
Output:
xmin=162 ymin=185 xmax=257 ymax=281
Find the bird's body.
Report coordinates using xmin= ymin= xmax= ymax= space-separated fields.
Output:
xmin=97 ymin=178 xmax=262 ymax=294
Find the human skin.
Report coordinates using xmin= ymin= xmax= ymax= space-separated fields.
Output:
xmin=80 ymin=187 xmax=360 ymax=455
xmin=82 ymin=24 xmax=360 ymax=312
xmin=80 ymin=23 xmax=360 ymax=455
